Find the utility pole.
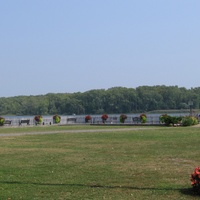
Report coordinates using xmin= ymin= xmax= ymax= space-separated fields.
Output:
xmin=188 ymin=100 xmax=193 ymax=116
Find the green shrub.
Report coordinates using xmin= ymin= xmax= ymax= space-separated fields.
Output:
xmin=159 ymin=114 xmax=172 ymax=125
xmin=53 ymin=115 xmax=61 ymax=124
xmin=140 ymin=114 xmax=147 ymax=123
xmin=159 ymin=114 xmax=168 ymax=123
xmin=182 ymin=116 xmax=198 ymax=126
xmin=191 ymin=117 xmax=198 ymax=125
xmin=159 ymin=114 xmax=182 ymax=126
xmin=34 ymin=115 xmax=43 ymax=124
xmin=0 ymin=117 xmax=5 ymax=126
xmin=120 ymin=114 xmax=127 ymax=123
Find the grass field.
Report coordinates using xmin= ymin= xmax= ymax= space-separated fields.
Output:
xmin=0 ymin=125 xmax=131 ymax=134
xmin=0 ymin=125 xmax=200 ymax=199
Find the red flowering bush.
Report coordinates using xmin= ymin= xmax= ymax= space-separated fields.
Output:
xmin=85 ymin=115 xmax=91 ymax=123
xmin=101 ymin=114 xmax=108 ymax=123
xmin=120 ymin=114 xmax=127 ymax=123
xmin=191 ymin=167 xmax=200 ymax=191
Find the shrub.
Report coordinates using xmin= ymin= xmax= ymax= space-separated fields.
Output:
xmin=101 ymin=114 xmax=108 ymax=123
xmin=85 ymin=115 xmax=91 ymax=123
xmin=140 ymin=114 xmax=147 ymax=123
xmin=0 ymin=117 xmax=5 ymax=126
xmin=34 ymin=115 xmax=43 ymax=124
xmin=192 ymin=117 xmax=199 ymax=125
xmin=159 ymin=114 xmax=182 ymax=126
xmin=159 ymin=114 xmax=168 ymax=123
xmin=171 ymin=116 xmax=182 ymax=125
xmin=120 ymin=114 xmax=127 ymax=123
xmin=159 ymin=114 xmax=174 ymax=125
xmin=53 ymin=115 xmax=61 ymax=124
xmin=191 ymin=167 xmax=200 ymax=191
xmin=182 ymin=116 xmax=198 ymax=126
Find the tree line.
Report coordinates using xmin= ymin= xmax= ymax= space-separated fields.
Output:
xmin=0 ymin=85 xmax=199 ymax=115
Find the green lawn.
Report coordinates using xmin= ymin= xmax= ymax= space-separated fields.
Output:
xmin=0 ymin=124 xmax=135 ymax=134
xmin=0 ymin=126 xmax=199 ymax=199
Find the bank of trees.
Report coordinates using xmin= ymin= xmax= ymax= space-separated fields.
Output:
xmin=0 ymin=85 xmax=199 ymax=115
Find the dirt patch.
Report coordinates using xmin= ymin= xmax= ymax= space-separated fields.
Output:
xmin=193 ymin=124 xmax=200 ymax=127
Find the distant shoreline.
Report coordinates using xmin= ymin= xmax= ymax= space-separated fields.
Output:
xmin=146 ymin=109 xmax=199 ymax=114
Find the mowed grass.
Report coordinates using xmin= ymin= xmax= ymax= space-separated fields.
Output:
xmin=0 ymin=124 xmax=130 ymax=134
xmin=0 ymin=126 xmax=200 ymax=199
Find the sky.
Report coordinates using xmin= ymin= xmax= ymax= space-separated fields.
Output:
xmin=0 ymin=0 xmax=200 ymax=97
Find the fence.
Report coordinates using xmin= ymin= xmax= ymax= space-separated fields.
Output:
xmin=0 ymin=114 xmax=172 ymax=127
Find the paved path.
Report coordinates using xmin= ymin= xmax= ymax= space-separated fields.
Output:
xmin=0 ymin=127 xmax=155 ymax=137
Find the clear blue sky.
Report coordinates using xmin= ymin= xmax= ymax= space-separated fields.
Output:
xmin=1 ymin=0 xmax=200 ymax=97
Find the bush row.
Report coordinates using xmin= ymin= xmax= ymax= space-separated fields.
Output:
xmin=159 ymin=114 xmax=198 ymax=126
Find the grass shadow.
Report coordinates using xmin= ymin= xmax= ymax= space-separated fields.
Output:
xmin=2 ymin=180 xmax=200 ymax=197
xmin=180 ymin=188 xmax=200 ymax=197
xmin=0 ymin=180 xmax=183 ymax=192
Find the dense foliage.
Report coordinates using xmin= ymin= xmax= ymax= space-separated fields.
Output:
xmin=34 ymin=115 xmax=43 ymax=124
xmin=159 ymin=114 xmax=183 ymax=126
xmin=159 ymin=114 xmax=198 ymax=126
xmin=182 ymin=116 xmax=198 ymax=126
xmin=191 ymin=167 xmax=200 ymax=191
xmin=53 ymin=115 xmax=61 ymax=124
xmin=0 ymin=85 xmax=199 ymax=115
xmin=101 ymin=114 xmax=108 ymax=122
xmin=85 ymin=115 xmax=91 ymax=123
xmin=120 ymin=114 xmax=127 ymax=123
xmin=0 ymin=117 xmax=5 ymax=126
xmin=140 ymin=114 xmax=147 ymax=123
